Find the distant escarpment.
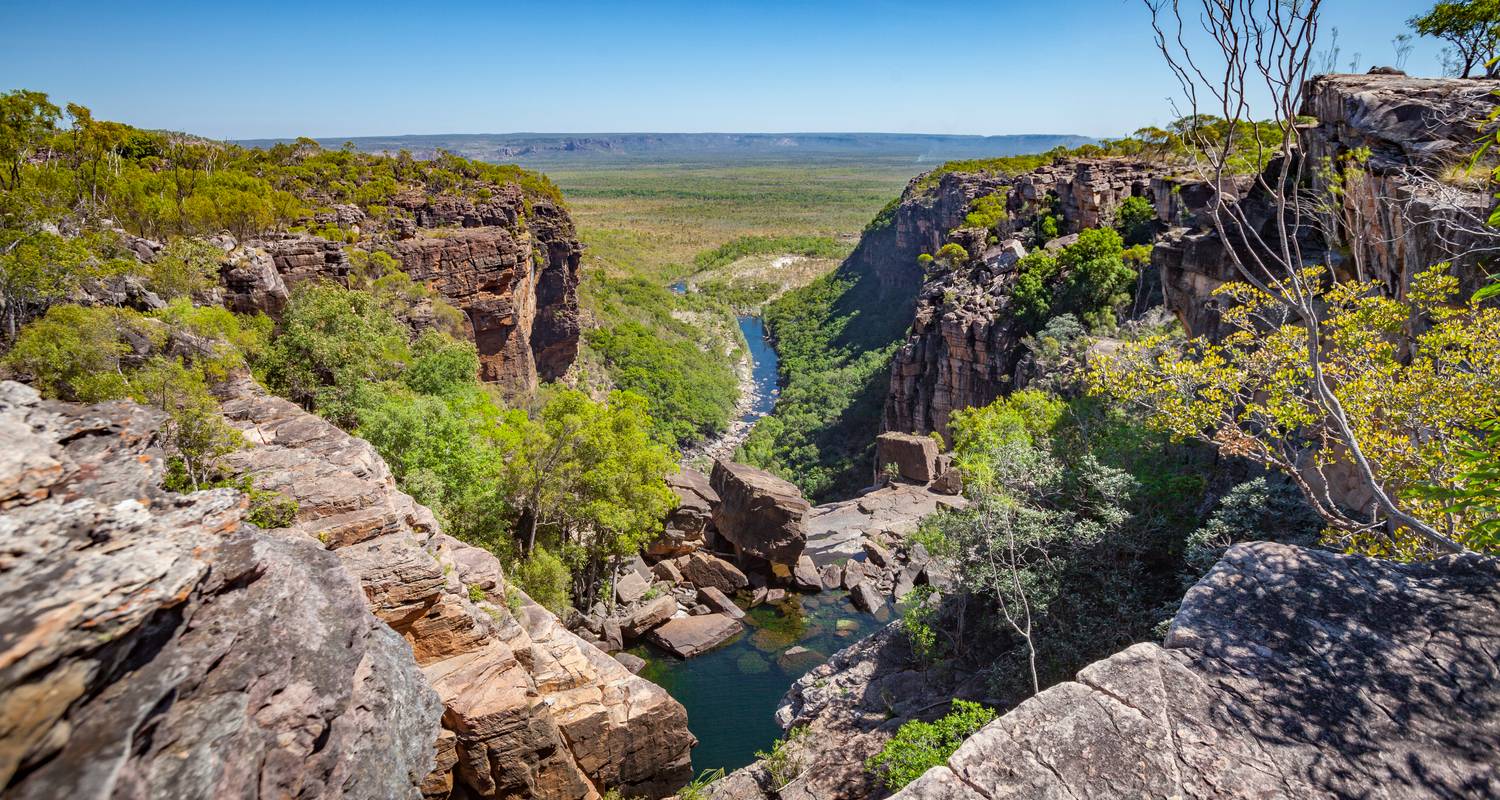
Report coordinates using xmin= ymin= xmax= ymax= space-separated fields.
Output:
xmin=0 ymin=377 xmax=695 ymax=799
xmin=892 ymin=542 xmax=1500 ymax=799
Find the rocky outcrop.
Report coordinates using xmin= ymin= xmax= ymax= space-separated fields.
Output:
xmin=234 ymin=180 xmax=582 ymax=394
xmin=710 ymin=460 xmax=811 ymax=565
xmin=650 ymin=468 xmax=719 ymax=558
xmin=0 ymin=381 xmax=442 ymax=799
xmin=1158 ymin=73 xmax=1499 ymax=338
xmin=893 ymin=542 xmax=1500 ymax=799
xmin=881 ymin=159 xmax=1190 ymax=439
xmin=216 ymin=376 xmax=695 ymax=799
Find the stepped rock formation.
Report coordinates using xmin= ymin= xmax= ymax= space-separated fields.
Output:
xmin=0 ymin=381 xmax=442 ymax=799
xmin=216 ymin=375 xmax=695 ymax=799
xmin=893 ymin=542 xmax=1500 ymax=799
xmin=1157 ymin=72 xmax=1498 ymax=338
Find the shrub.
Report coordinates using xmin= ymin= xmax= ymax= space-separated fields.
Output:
xmin=865 ymin=700 xmax=996 ymax=791
xmin=511 ymin=546 xmax=572 ymax=614
xmin=146 ymin=238 xmax=222 ymax=300
xmin=963 ymin=191 xmax=1009 ymax=230
xmin=755 ymin=726 xmax=807 ymax=789
xmin=1114 ymin=195 xmax=1157 ymax=246
xmin=935 ymin=243 xmax=970 ymax=267
xmin=900 ymin=585 xmax=940 ymax=665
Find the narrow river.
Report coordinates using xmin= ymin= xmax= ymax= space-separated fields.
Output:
xmin=648 ymin=295 xmax=888 ymax=774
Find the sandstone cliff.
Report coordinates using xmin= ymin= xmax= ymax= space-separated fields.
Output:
xmin=217 ymin=374 xmax=695 ymax=799
xmin=1157 ymin=72 xmax=1498 ymax=338
xmin=892 ymin=542 xmax=1500 ymax=799
xmin=0 ymin=375 xmax=695 ymax=799
xmin=236 ymin=180 xmax=582 ymax=393
xmin=0 ymin=381 xmax=442 ymax=799
xmin=881 ymin=159 xmax=1197 ymax=439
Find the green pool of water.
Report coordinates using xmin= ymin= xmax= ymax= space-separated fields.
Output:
xmin=631 ymin=592 xmax=889 ymax=777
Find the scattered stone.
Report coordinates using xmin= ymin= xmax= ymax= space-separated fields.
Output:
xmin=766 ymin=588 xmax=787 ymax=604
xmin=697 ymin=586 xmax=746 ymax=620
xmin=863 ymin=541 xmax=893 ymax=569
xmin=673 ymin=550 xmax=750 ymax=595
xmin=614 ymin=652 xmax=648 ymax=674
xmin=622 ymin=595 xmax=678 ymax=638
xmin=778 ymin=646 xmax=827 ymax=672
xmin=931 ymin=466 xmax=963 ymax=495
xmin=710 ymin=459 xmax=811 ymax=564
xmin=690 ymin=604 xmax=711 ymax=616
xmin=921 ymin=560 xmax=957 ymax=592
xmin=842 ymin=561 xmax=867 ymax=591
xmin=835 ymin=619 xmax=861 ymax=637
xmin=737 ymin=651 xmax=771 ymax=675
xmin=653 ymin=559 xmax=685 ymax=584
xmin=893 ymin=566 xmax=919 ymax=601
xmin=602 ymin=617 xmax=624 ymax=652
xmin=820 ymin=563 xmax=844 ymax=591
xmin=651 ymin=468 xmax=719 ymax=558
xmin=647 ymin=614 xmax=745 ymax=658
xmin=874 ymin=432 xmax=941 ymax=483
xmin=751 ymin=586 xmax=770 ymax=606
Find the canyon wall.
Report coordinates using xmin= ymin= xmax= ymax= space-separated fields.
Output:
xmin=0 ymin=376 xmax=695 ymax=799
xmin=246 ymin=181 xmax=582 ymax=393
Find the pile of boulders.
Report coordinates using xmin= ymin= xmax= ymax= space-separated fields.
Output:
xmin=576 ymin=454 xmax=966 ymax=663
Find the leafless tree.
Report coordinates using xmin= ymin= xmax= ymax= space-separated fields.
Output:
xmin=1142 ymin=0 xmax=1469 ymax=554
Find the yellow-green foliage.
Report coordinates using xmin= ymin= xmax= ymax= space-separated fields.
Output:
xmin=865 ymin=701 xmax=996 ymax=791
xmin=963 ymin=190 xmax=1010 ymax=230
xmin=1091 ymin=264 xmax=1500 ymax=556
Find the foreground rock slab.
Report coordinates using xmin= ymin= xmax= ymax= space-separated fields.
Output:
xmin=894 ymin=542 xmax=1500 ymax=799
xmin=0 ymin=381 xmax=442 ymax=799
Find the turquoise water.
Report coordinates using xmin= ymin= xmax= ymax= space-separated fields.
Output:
xmin=632 ymin=592 xmax=889 ymax=776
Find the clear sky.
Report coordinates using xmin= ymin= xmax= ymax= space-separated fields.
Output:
xmin=0 ymin=0 xmax=1445 ymax=140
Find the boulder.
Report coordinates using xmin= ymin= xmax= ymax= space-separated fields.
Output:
xmin=652 ymin=558 xmax=685 ymax=584
xmin=863 ymin=540 xmax=893 ymax=569
xmin=614 ymin=652 xmax=648 ymax=674
xmin=820 ymin=563 xmax=844 ymax=591
xmin=647 ymin=614 xmax=745 ymax=658
xmin=766 ymin=588 xmax=787 ymax=604
xmin=931 ymin=466 xmax=963 ymax=495
xmin=651 ymin=468 xmax=720 ymax=557
xmin=850 ymin=581 xmax=883 ymax=614
xmin=792 ymin=555 xmax=823 ymax=591
xmin=874 ymin=432 xmax=941 ymax=484
xmin=622 ymin=595 xmax=679 ymax=638
xmin=842 ymin=561 xmax=868 ymax=591
xmin=710 ymin=459 xmax=810 ymax=564
xmin=892 ymin=565 xmax=920 ymax=601
xmin=893 ymin=542 xmax=1500 ymax=799
xmin=697 ymin=586 xmax=746 ymax=620
xmin=219 ymin=245 xmax=289 ymax=316
xmin=615 ymin=569 xmax=650 ymax=605
xmin=673 ymin=550 xmax=749 ymax=595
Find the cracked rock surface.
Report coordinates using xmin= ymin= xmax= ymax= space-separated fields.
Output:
xmin=893 ymin=542 xmax=1500 ymax=799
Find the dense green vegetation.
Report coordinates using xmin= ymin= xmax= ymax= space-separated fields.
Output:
xmin=866 ymin=701 xmax=997 ymax=791
xmin=739 ymin=268 xmax=905 ymax=500
xmin=692 ymin=234 xmax=852 ymax=272
xmin=1011 ymin=228 xmax=1138 ymax=332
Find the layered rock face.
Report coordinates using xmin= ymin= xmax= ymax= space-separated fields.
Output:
xmin=216 ymin=376 xmax=695 ymax=799
xmin=1156 ymin=72 xmax=1499 ymax=338
xmin=0 ymin=381 xmax=442 ymax=799
xmin=234 ymin=181 xmax=582 ymax=393
xmin=882 ymin=159 xmax=1187 ymax=439
xmin=894 ymin=542 xmax=1500 ymax=799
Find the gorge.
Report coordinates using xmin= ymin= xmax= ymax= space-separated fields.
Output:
xmin=2 ymin=3 xmax=1500 ymax=797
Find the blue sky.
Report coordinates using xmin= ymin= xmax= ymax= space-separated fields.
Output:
xmin=1 ymin=1 xmax=1444 ymax=139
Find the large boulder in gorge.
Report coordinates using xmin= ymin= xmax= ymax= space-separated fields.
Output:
xmin=893 ymin=542 xmax=1500 ymax=799
xmin=650 ymin=468 xmax=719 ymax=558
xmin=0 ymin=381 xmax=442 ymax=799
xmin=875 ymin=432 xmax=940 ymax=483
xmin=710 ymin=460 xmax=810 ymax=564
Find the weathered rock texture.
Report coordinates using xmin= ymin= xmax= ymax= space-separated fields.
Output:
xmin=1158 ymin=73 xmax=1499 ymax=339
xmin=0 ymin=381 xmax=443 ymax=799
xmin=894 ymin=542 xmax=1500 ymax=799
xmin=217 ymin=376 xmax=695 ymax=799
xmin=881 ymin=159 xmax=1193 ymax=439
xmin=650 ymin=468 xmax=719 ymax=558
xmin=710 ymin=460 xmax=811 ymax=564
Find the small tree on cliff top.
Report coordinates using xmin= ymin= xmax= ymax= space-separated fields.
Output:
xmin=1409 ymin=1 xmax=1500 ymax=78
